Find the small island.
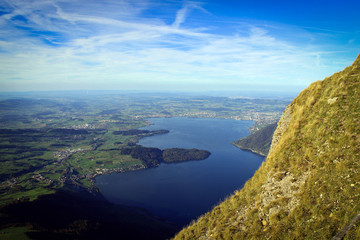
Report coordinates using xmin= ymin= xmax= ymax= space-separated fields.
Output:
xmin=163 ymin=148 xmax=211 ymax=163
xmin=120 ymin=145 xmax=211 ymax=167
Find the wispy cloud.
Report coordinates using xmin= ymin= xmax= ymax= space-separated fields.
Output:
xmin=172 ymin=1 xmax=209 ymax=28
xmin=0 ymin=0 xmax=357 ymax=92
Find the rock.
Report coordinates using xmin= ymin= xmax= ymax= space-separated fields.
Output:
xmin=327 ymin=97 xmax=338 ymax=104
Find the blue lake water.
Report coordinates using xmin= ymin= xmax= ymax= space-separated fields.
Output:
xmin=96 ymin=117 xmax=264 ymax=226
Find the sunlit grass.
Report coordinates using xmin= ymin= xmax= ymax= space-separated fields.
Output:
xmin=174 ymin=56 xmax=360 ymax=239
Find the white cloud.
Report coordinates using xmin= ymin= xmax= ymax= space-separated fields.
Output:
xmin=0 ymin=0 xmax=356 ymax=92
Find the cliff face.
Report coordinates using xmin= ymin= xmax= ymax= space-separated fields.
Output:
xmin=174 ymin=55 xmax=360 ymax=240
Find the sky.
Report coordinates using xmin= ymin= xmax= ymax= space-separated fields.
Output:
xmin=0 ymin=0 xmax=359 ymax=93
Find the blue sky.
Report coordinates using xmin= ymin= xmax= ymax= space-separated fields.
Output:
xmin=0 ymin=0 xmax=359 ymax=93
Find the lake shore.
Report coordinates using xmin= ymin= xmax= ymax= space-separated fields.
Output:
xmin=96 ymin=117 xmax=264 ymax=226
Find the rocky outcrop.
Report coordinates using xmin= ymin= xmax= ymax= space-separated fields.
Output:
xmin=269 ymin=105 xmax=292 ymax=152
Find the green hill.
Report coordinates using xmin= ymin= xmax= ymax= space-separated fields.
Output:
xmin=233 ymin=122 xmax=277 ymax=156
xmin=174 ymin=54 xmax=360 ymax=239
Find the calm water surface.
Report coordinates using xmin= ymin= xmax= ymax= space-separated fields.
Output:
xmin=96 ymin=118 xmax=264 ymax=226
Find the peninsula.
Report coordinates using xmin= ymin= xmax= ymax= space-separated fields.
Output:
xmin=0 ymin=94 xmax=287 ymax=239
xmin=232 ymin=122 xmax=277 ymax=156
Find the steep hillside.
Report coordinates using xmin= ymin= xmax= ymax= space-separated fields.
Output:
xmin=233 ymin=122 xmax=277 ymax=156
xmin=174 ymin=55 xmax=360 ymax=239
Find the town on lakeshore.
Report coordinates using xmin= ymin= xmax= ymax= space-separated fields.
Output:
xmin=0 ymin=93 xmax=289 ymax=205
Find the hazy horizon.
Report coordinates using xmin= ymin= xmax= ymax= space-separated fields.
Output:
xmin=0 ymin=87 xmax=301 ymax=99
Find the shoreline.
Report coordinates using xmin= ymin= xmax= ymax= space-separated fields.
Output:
xmin=231 ymin=142 xmax=267 ymax=157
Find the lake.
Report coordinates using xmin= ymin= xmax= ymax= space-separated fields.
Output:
xmin=96 ymin=117 xmax=264 ymax=226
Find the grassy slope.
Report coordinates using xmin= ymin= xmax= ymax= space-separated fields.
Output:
xmin=232 ymin=122 xmax=277 ymax=156
xmin=174 ymin=55 xmax=360 ymax=239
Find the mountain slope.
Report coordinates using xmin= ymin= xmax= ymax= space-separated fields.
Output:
xmin=232 ymin=122 xmax=277 ymax=156
xmin=174 ymin=55 xmax=360 ymax=239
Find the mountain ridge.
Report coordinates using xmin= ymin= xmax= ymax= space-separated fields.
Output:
xmin=174 ymin=54 xmax=360 ymax=239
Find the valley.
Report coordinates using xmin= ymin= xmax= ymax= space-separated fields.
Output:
xmin=0 ymin=93 xmax=288 ymax=205
xmin=0 ymin=92 xmax=288 ymax=239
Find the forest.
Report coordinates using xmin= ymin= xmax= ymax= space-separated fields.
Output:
xmin=121 ymin=145 xmax=211 ymax=167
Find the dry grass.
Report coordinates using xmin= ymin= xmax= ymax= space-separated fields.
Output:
xmin=174 ymin=54 xmax=360 ymax=240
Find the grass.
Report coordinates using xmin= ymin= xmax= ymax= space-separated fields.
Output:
xmin=1 ymin=188 xmax=55 ymax=205
xmin=0 ymin=226 xmax=35 ymax=240
xmin=69 ymin=150 xmax=142 ymax=174
xmin=174 ymin=55 xmax=360 ymax=239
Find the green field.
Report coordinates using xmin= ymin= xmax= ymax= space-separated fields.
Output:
xmin=0 ymin=93 xmax=289 ymax=205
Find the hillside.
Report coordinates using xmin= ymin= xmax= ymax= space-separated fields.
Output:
xmin=233 ymin=122 xmax=277 ymax=156
xmin=174 ymin=55 xmax=360 ymax=239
